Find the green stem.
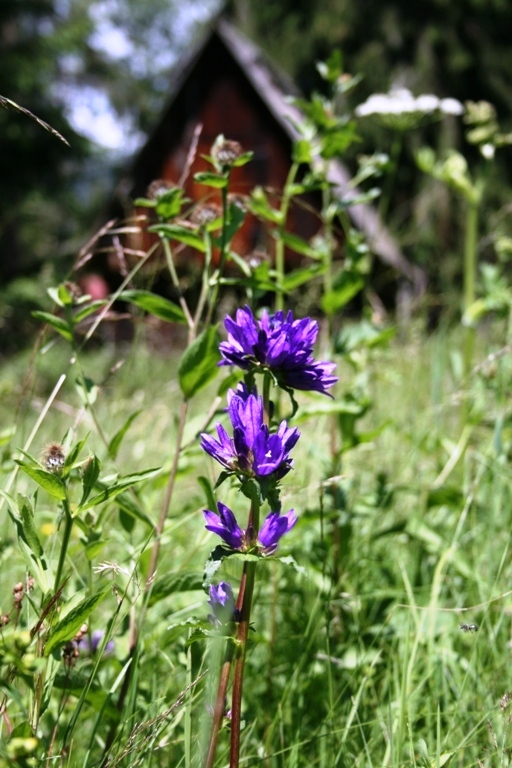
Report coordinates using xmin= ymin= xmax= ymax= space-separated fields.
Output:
xmin=205 ymin=180 xmax=230 ymax=326
xmin=462 ymin=199 xmax=479 ymax=380
xmin=161 ymin=237 xmax=194 ymax=329
xmin=54 ymin=500 xmax=73 ymax=592
xmin=196 ymin=232 xmax=214 ymax=330
xmin=378 ymin=130 xmax=403 ymax=223
xmin=146 ymin=398 xmax=189 ymax=586
xmin=321 ymin=184 xmax=335 ymax=346
xmin=275 ymin=163 xmax=299 ymax=313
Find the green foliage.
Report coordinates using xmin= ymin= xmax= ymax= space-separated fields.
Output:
xmin=4 ymin=20 xmax=512 ymax=759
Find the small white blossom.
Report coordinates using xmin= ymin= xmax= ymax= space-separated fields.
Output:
xmin=415 ymin=95 xmax=440 ymax=113
xmin=440 ymin=98 xmax=464 ymax=116
xmin=355 ymin=87 xmax=464 ymax=128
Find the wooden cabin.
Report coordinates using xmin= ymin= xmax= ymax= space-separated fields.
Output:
xmin=94 ymin=18 xmax=424 ymax=311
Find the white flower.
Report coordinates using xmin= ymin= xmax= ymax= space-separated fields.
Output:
xmin=415 ymin=95 xmax=440 ymax=113
xmin=439 ymin=98 xmax=464 ymax=116
xmin=356 ymin=87 xmax=464 ymax=125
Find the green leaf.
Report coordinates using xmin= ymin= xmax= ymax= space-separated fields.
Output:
xmin=179 ymin=327 xmax=221 ymax=399
xmin=154 ymin=187 xmax=185 ymax=219
xmin=249 ymin=187 xmax=283 ymax=224
xmin=462 ymin=298 xmax=487 ymax=326
xmin=203 ymin=545 xmax=235 ymax=589
xmin=193 ymin=171 xmax=229 ymax=188
xmin=273 ymin=554 xmax=307 ymax=576
xmin=335 ymin=321 xmax=395 ymax=354
xmin=63 ymin=435 xmax=90 ymax=475
xmin=231 ymin=151 xmax=254 ymax=167
xmin=73 ymin=301 xmax=108 ymax=324
xmin=76 ymin=467 xmax=160 ymax=513
xmin=197 ymin=475 xmax=218 ymax=514
xmin=108 ymin=410 xmax=142 ymax=460
xmin=220 ymin=202 xmax=246 ymax=244
xmin=44 ymin=587 xmax=110 ymax=655
xmin=292 ymin=139 xmax=313 ymax=164
xmin=149 ymin=223 xmax=207 ymax=252
xmin=119 ymin=290 xmax=186 ymax=323
xmin=149 ymin=571 xmax=204 ymax=606
xmin=278 ymin=231 xmax=320 ymax=259
xmin=0 ymin=425 xmax=15 ymax=447
xmin=282 ymin=263 xmax=325 ymax=291
xmin=321 ymin=273 xmax=364 ymax=314
xmin=75 ymin=375 xmax=98 ymax=406
xmin=15 ymin=461 xmax=67 ymax=500
xmin=119 ymin=506 xmax=135 ymax=533
xmin=84 ymin=540 xmax=107 ymax=561
xmin=426 ymin=486 xmax=464 ymax=509
xmin=31 ymin=311 xmax=73 ymax=342
xmin=134 ymin=196 xmax=157 ymax=208
xmin=0 ymin=490 xmax=53 ymax=593
xmin=79 ymin=455 xmax=101 ymax=508
xmin=48 ymin=284 xmax=74 ymax=307
xmin=334 ymin=188 xmax=381 ymax=209
xmin=18 ymin=495 xmax=44 ymax=557
xmin=116 ymin=493 xmax=154 ymax=528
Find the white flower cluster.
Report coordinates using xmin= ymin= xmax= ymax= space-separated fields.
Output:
xmin=356 ymin=87 xmax=463 ymax=119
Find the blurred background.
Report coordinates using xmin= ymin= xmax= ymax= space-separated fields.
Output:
xmin=2 ymin=0 xmax=512 ymax=350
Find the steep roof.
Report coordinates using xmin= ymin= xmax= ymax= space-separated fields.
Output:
xmin=124 ymin=18 xmax=424 ymax=291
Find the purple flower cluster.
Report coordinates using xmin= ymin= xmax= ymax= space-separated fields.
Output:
xmin=208 ymin=582 xmax=238 ymax=627
xmin=200 ymin=384 xmax=299 ymax=480
xmin=219 ymin=306 xmax=337 ymax=396
xmin=203 ymin=306 xmax=337 ymax=622
xmin=204 ymin=501 xmax=297 ymax=555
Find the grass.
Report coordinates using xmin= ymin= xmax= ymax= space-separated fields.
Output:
xmin=1 ymin=317 xmax=512 ymax=767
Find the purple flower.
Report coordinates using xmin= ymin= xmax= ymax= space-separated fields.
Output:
xmin=203 ymin=502 xmax=297 ymax=555
xmin=79 ymin=630 xmax=115 ymax=657
xmin=219 ymin=306 xmax=338 ymax=395
xmin=200 ymin=385 xmax=300 ymax=479
xmin=258 ymin=510 xmax=297 ymax=554
xmin=208 ymin=582 xmax=237 ymax=626
xmin=203 ymin=502 xmax=244 ymax=549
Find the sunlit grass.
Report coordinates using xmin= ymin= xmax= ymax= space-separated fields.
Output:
xmin=1 ymin=318 xmax=512 ymax=766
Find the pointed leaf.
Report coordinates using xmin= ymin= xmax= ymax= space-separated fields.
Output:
xmin=193 ymin=171 xmax=229 ymax=188
xmin=18 ymin=495 xmax=44 ymax=557
xmin=63 ymin=435 xmax=90 ymax=473
xmin=44 ymin=587 xmax=110 ymax=655
xmin=231 ymin=151 xmax=254 ymax=167
xmin=155 ymin=187 xmax=186 ymax=219
xmin=15 ymin=461 xmax=67 ymax=500
xmin=108 ymin=410 xmax=142 ymax=459
xmin=278 ymin=231 xmax=320 ymax=259
xmin=79 ymin=455 xmax=101 ymax=508
xmin=149 ymin=571 xmax=203 ymax=606
xmin=1 ymin=490 xmax=53 ymax=593
xmin=321 ymin=273 xmax=364 ymax=314
xmin=203 ymin=545 xmax=237 ymax=590
xmin=119 ymin=290 xmax=186 ymax=323
xmin=31 ymin=311 xmax=73 ymax=342
xmin=73 ymin=301 xmax=108 ymax=324
xmin=179 ymin=327 xmax=221 ymax=398
xmin=77 ymin=467 xmax=160 ymax=513
xmin=282 ymin=264 xmax=325 ymax=291
xmin=116 ymin=493 xmax=154 ymax=528
xmin=75 ymin=375 xmax=98 ymax=405
xmin=149 ymin=223 xmax=207 ymax=252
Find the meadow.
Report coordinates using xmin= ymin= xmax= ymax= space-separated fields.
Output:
xmin=2 ymin=312 xmax=512 ymax=768
xmin=2 ymin=62 xmax=512 ymax=768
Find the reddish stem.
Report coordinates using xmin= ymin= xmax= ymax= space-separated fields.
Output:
xmin=204 ymin=643 xmax=235 ymax=768
xmin=230 ymin=560 xmax=257 ymax=767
